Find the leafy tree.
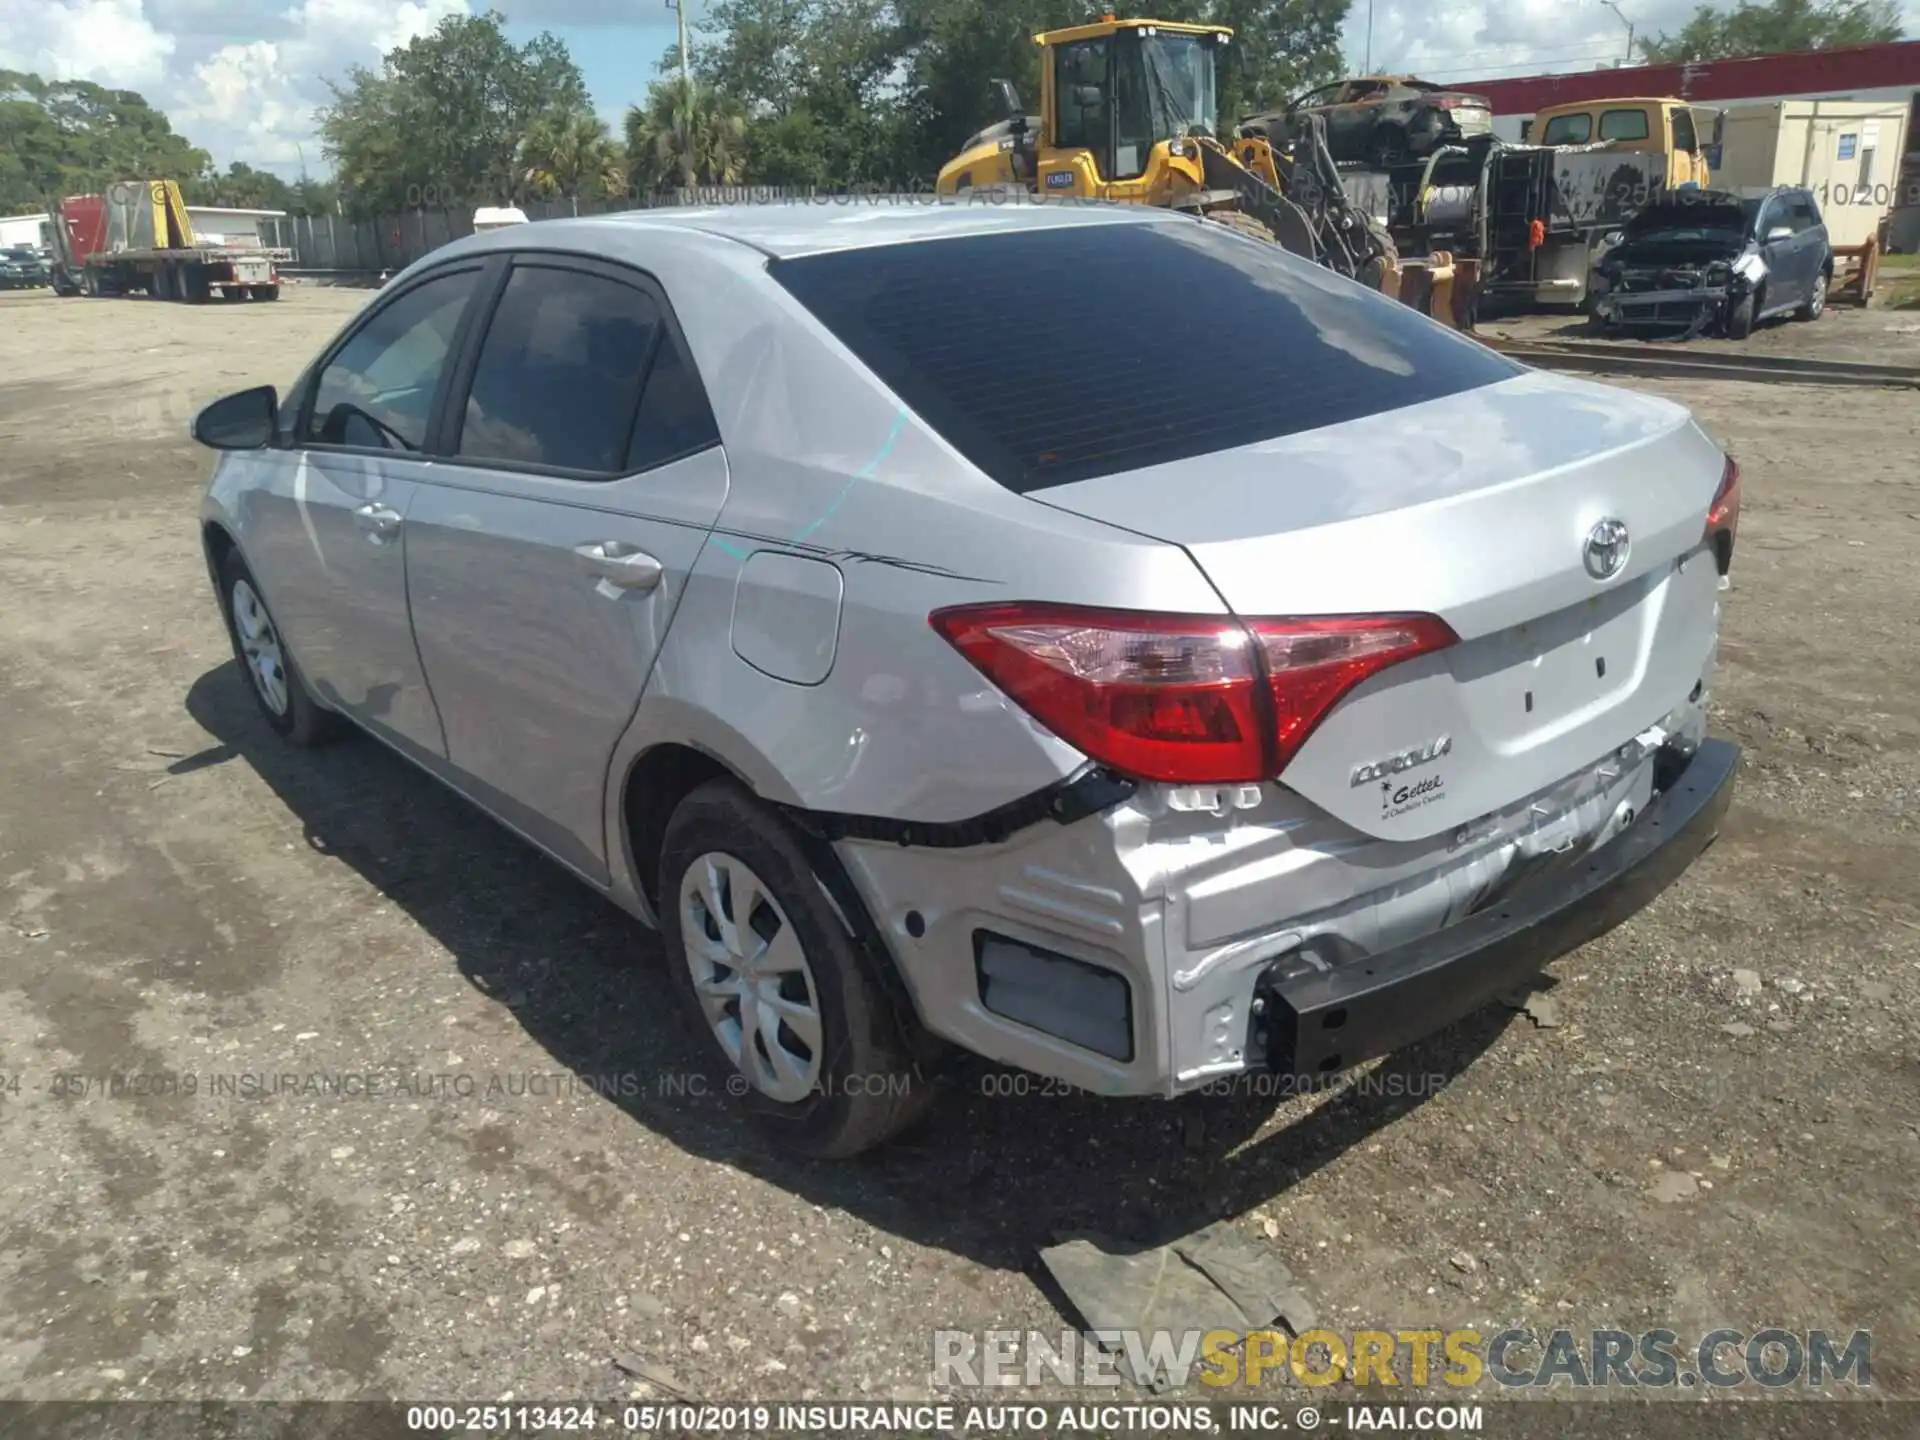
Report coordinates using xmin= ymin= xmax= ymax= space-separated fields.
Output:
xmin=318 ymin=10 xmax=590 ymax=214
xmin=187 ymin=161 xmax=298 ymax=210
xmin=1640 ymin=0 xmax=1903 ymax=63
xmin=522 ymin=110 xmax=626 ymax=203
xmin=624 ymin=76 xmax=749 ymax=191
xmin=0 ymin=70 xmax=211 ymax=212
xmin=675 ymin=0 xmax=916 ymax=187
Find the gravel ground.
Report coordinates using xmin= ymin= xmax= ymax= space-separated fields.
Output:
xmin=1 ymin=284 xmax=1916 ymax=1419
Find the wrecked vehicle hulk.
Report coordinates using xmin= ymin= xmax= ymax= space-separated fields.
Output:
xmin=1589 ymin=186 xmax=1832 ymax=339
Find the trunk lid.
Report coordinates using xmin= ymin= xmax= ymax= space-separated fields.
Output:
xmin=1034 ymin=370 xmax=1726 ymax=840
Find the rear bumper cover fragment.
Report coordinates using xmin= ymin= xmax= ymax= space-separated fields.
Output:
xmin=1259 ymin=738 xmax=1739 ymax=1078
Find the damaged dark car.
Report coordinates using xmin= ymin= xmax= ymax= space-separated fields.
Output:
xmin=1589 ymin=186 xmax=1832 ymax=339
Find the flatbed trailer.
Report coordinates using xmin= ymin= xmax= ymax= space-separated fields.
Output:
xmin=1340 ymin=141 xmax=1669 ymax=312
xmin=49 ymin=180 xmax=291 ymax=302
xmin=66 ymin=244 xmax=292 ymax=301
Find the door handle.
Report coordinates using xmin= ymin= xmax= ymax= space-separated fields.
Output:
xmin=574 ymin=541 xmax=664 ymax=593
xmin=353 ymin=502 xmax=402 ymax=540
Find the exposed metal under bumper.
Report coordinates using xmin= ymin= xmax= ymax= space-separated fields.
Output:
xmin=1597 ymin=287 xmax=1727 ymax=326
xmin=1258 ymin=738 xmax=1740 ymax=1079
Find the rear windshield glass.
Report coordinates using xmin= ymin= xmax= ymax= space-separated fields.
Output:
xmin=768 ymin=217 xmax=1521 ymax=493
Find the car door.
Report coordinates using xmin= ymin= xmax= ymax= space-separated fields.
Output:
xmin=240 ymin=262 xmax=486 ymax=757
xmin=1752 ymin=196 xmax=1799 ymax=313
xmin=401 ymin=254 xmax=729 ymax=884
xmin=1289 ymin=82 xmax=1347 ymax=151
xmin=1788 ymin=193 xmax=1828 ymax=303
xmin=1328 ymin=82 xmax=1385 ymax=159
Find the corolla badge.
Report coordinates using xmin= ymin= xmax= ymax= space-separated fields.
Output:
xmin=1583 ymin=518 xmax=1631 ymax=580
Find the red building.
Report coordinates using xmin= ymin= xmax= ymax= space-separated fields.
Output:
xmin=1455 ymin=39 xmax=1920 ymax=120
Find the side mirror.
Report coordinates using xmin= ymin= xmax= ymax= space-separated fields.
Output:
xmin=993 ymin=78 xmax=1023 ymax=124
xmin=192 ymin=385 xmax=278 ymax=450
xmin=1766 ymin=225 xmax=1793 ymax=243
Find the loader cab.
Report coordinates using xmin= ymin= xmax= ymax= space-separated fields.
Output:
xmin=1032 ymin=19 xmax=1230 ymax=198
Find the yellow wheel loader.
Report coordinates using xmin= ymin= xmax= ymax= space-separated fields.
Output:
xmin=934 ymin=16 xmax=1398 ymax=288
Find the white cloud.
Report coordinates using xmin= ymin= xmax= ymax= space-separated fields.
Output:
xmin=1343 ymin=0 xmax=1920 ymax=84
xmin=164 ymin=0 xmax=468 ymax=168
xmin=0 ymin=0 xmax=467 ymax=175
xmin=0 ymin=0 xmax=175 ymax=90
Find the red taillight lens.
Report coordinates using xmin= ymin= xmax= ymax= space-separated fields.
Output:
xmin=929 ymin=603 xmax=1267 ymax=783
xmin=929 ymin=603 xmax=1456 ymax=785
xmin=1249 ymin=614 xmax=1459 ymax=772
xmin=1705 ymin=454 xmax=1740 ymax=572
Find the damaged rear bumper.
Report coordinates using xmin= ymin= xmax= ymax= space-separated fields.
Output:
xmin=1255 ymin=738 xmax=1739 ymax=1079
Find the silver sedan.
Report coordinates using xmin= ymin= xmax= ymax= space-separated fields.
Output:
xmin=193 ymin=199 xmax=1741 ymax=1157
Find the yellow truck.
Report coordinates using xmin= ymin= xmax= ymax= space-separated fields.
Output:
xmin=1524 ymin=97 xmax=1721 ymax=190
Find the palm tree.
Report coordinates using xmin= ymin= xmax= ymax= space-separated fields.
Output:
xmin=623 ymin=76 xmax=747 ymax=195
xmin=521 ymin=110 xmax=621 ymax=208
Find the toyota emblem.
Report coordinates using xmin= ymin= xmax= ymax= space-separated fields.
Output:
xmin=1583 ymin=518 xmax=1630 ymax=580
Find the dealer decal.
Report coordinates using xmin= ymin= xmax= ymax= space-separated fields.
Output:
xmin=1381 ymin=773 xmax=1447 ymax=819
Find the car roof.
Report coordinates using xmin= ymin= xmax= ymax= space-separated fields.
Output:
xmin=466 ymin=197 xmax=1185 ymax=261
xmin=1538 ymin=97 xmax=1678 ymax=110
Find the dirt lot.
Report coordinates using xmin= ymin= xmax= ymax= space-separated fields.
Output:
xmin=2 ymin=284 xmax=1917 ymax=1421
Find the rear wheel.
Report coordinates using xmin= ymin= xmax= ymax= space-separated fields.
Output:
xmin=250 ymin=284 xmax=280 ymax=301
xmin=1356 ymin=220 xmax=1399 ymax=291
xmin=1796 ymin=268 xmax=1829 ymax=320
xmin=658 ymin=780 xmax=932 ymax=1159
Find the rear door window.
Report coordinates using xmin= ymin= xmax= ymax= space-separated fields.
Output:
xmin=1599 ymin=108 xmax=1651 ymax=141
xmin=769 ymin=219 xmax=1521 ymax=493
xmin=1540 ymin=113 xmax=1592 ymax=145
xmin=627 ymin=329 xmax=721 ymax=471
xmin=456 ymin=263 xmax=661 ymax=474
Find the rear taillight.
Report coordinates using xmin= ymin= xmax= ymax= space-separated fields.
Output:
xmin=1248 ymin=614 xmax=1459 ymax=770
xmin=929 ymin=603 xmax=1456 ymax=786
xmin=1705 ymin=454 xmax=1740 ymax=573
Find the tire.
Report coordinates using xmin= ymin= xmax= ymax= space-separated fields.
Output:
xmin=251 ymin=284 xmax=280 ymax=301
xmin=1205 ymin=208 xmax=1277 ymax=243
xmin=1724 ymin=289 xmax=1755 ymax=340
xmin=658 ymin=780 xmax=932 ymax=1159
xmin=1796 ymin=268 xmax=1829 ymax=321
xmin=216 ymin=551 xmax=343 ymax=746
